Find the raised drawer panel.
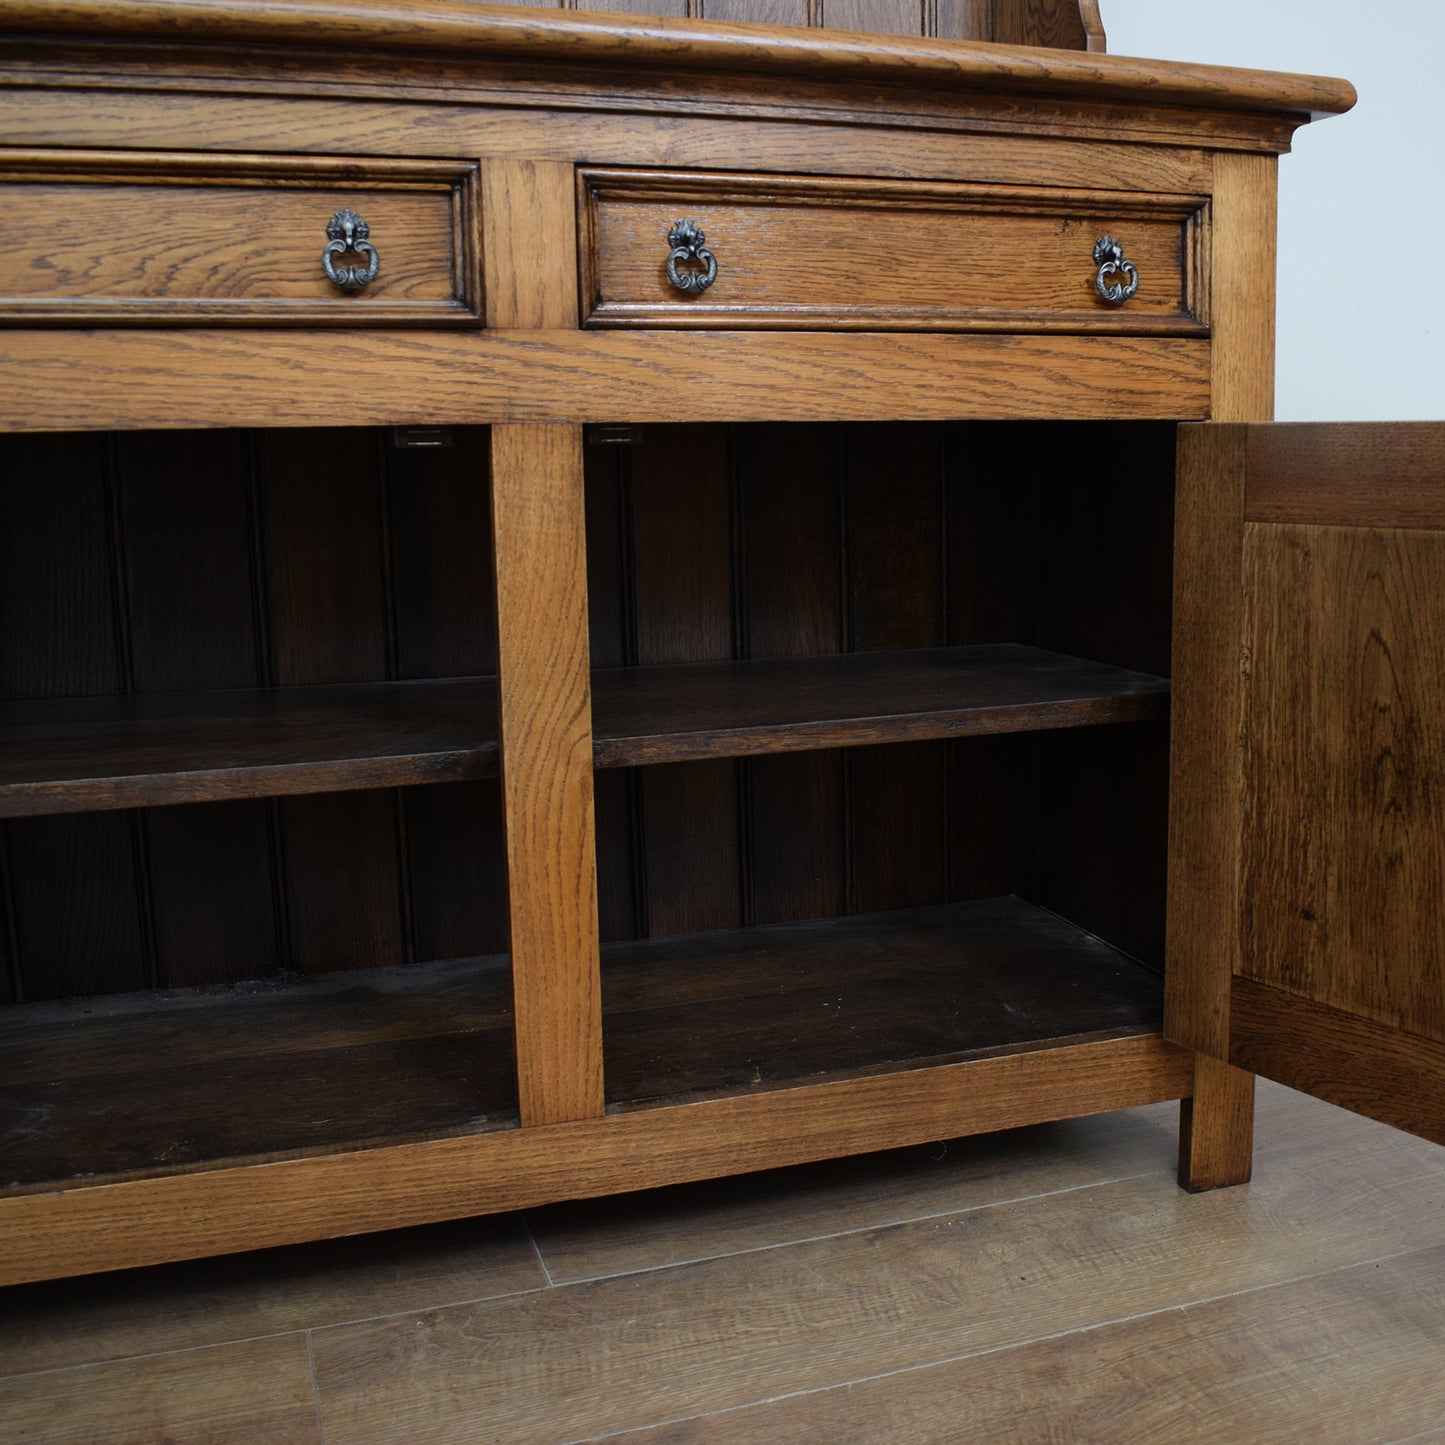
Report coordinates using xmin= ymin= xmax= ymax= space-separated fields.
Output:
xmin=0 ymin=151 xmax=481 ymax=325
xmin=581 ymin=168 xmax=1209 ymax=335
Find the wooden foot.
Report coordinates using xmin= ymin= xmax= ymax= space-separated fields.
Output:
xmin=1178 ymin=1054 xmax=1255 ymax=1192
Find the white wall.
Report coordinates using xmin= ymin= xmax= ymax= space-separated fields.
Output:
xmin=1104 ymin=1 xmax=1444 ymax=421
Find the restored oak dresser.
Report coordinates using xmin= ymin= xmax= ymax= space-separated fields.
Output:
xmin=3 ymin=2 xmax=1437 ymax=1288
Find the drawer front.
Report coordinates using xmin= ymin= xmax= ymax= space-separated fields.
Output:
xmin=0 ymin=151 xmax=481 ymax=325
xmin=581 ymin=168 xmax=1208 ymax=335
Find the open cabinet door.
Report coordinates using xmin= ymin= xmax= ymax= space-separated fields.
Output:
xmin=1167 ymin=423 xmax=1445 ymax=1145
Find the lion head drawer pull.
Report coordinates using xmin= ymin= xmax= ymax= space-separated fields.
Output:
xmin=666 ymin=219 xmax=718 ymax=295
xmin=322 ymin=208 xmax=380 ymax=292
xmin=1093 ymin=235 xmax=1139 ymax=305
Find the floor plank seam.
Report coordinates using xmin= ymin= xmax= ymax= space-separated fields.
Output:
xmin=0 ymin=1281 xmax=555 ymax=1383
xmin=553 ymin=1238 xmax=1445 ymax=1445
xmin=539 ymin=1166 xmax=1169 ymax=1288
xmin=0 ymin=1326 xmax=315 ymax=1383
xmin=306 ymin=1328 xmax=327 ymax=1445
xmin=522 ymin=1213 xmax=558 ymax=1287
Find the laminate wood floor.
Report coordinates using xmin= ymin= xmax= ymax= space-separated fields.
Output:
xmin=1 ymin=1080 xmax=1441 ymax=1443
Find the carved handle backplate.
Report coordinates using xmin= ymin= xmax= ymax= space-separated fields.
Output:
xmin=322 ymin=208 xmax=380 ymax=292
xmin=666 ymin=219 xmax=718 ymax=294
xmin=1093 ymin=235 xmax=1139 ymax=305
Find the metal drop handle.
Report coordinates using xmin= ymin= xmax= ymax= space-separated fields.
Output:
xmin=322 ymin=208 xmax=380 ymax=292
xmin=666 ymin=218 xmax=718 ymax=294
xmin=1093 ymin=235 xmax=1139 ymax=305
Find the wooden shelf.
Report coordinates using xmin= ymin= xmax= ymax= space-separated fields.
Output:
xmin=0 ymin=954 xmax=519 ymax=1194
xmin=603 ymin=896 xmax=1165 ymax=1106
xmin=0 ymin=679 xmax=502 ymax=817
xmin=592 ymin=644 xmax=1168 ymax=766
xmin=0 ymin=895 xmax=1161 ymax=1195
xmin=0 ymin=645 xmax=1167 ymax=817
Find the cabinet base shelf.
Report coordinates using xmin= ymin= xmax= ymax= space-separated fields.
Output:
xmin=2 ymin=896 xmax=1166 ymax=1197
xmin=0 ymin=1032 xmax=1194 ymax=1287
xmin=603 ymin=896 xmax=1167 ymax=1107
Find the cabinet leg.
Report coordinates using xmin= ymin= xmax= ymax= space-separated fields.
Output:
xmin=1178 ymin=1054 xmax=1255 ymax=1192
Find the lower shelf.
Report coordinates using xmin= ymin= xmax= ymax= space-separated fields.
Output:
xmin=0 ymin=955 xmax=521 ymax=1193
xmin=602 ymin=897 xmax=1165 ymax=1106
xmin=0 ymin=896 xmax=1163 ymax=1196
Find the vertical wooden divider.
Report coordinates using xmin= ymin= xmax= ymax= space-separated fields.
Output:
xmin=485 ymin=159 xmax=605 ymax=1126
xmin=492 ymin=425 xmax=604 ymax=1127
xmin=1169 ymin=151 xmax=1278 ymax=1189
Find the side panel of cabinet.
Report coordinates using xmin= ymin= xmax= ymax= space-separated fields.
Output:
xmin=1168 ymin=422 xmax=1445 ymax=1145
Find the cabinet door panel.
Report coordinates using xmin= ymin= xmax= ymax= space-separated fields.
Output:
xmin=1168 ymin=422 xmax=1445 ymax=1144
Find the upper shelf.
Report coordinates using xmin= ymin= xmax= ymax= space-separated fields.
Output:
xmin=0 ymin=643 xmax=1167 ymax=817
xmin=593 ymin=644 xmax=1168 ymax=767
xmin=0 ymin=1 xmax=1356 ymax=125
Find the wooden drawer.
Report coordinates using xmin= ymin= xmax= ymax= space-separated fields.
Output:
xmin=580 ymin=168 xmax=1209 ymax=334
xmin=0 ymin=151 xmax=481 ymax=325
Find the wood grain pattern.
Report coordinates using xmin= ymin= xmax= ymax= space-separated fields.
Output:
xmin=490 ymin=424 xmax=604 ymax=1127
xmin=0 ymin=0 xmax=1360 ymax=1282
xmin=701 ymin=0 xmax=810 ymax=24
xmin=0 ymin=1333 xmax=322 ymax=1445
xmin=603 ymin=1245 xmax=1445 ymax=1444
xmin=575 ymin=0 xmax=686 ymax=17
xmin=0 ymin=1214 xmax=542 ymax=1378
xmin=1177 ymin=1052 xmax=1254 ymax=1190
xmin=1208 ymin=151 xmax=1277 ymax=422
xmin=818 ymin=0 xmax=919 ymax=37
xmin=1241 ymin=521 xmax=1445 ymax=1045
xmin=0 ymin=679 xmax=502 ymax=816
xmin=1 ymin=953 xmax=519 ymax=1190
xmin=0 ymin=92 xmax=1219 ymax=195
xmin=1245 ymin=422 xmax=1445 ymax=529
xmin=590 ymin=645 xmax=1170 ymax=765
xmin=992 ymin=0 xmax=1098 ymax=50
xmin=0 ymin=150 xmax=479 ymax=324
xmin=0 ymin=329 xmax=1215 ymax=432
xmin=582 ymin=169 xmax=1206 ymax=333
xmin=304 ymin=1112 xmax=1441 ymax=1445
xmin=1230 ymin=978 xmax=1445 ymax=1145
xmin=527 ymin=1098 xmax=1186 ymax=1286
xmin=1164 ymin=421 xmax=1257 ymax=1176
xmin=0 ymin=895 xmax=1164 ymax=1193
xmin=0 ymin=41 xmax=1320 ymax=156
xmin=0 ymin=2 xmax=1356 ymax=124
xmin=481 ymin=157 xmax=577 ymax=329
xmin=0 ymin=1032 xmax=1192 ymax=1285
xmin=601 ymin=896 xmax=1167 ymax=1105
xmin=1164 ymin=426 xmax=1248 ymax=1058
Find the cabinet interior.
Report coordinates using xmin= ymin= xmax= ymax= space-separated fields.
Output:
xmin=0 ymin=418 xmax=1176 ymax=1187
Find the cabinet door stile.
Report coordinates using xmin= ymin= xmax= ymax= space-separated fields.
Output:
xmin=1168 ymin=149 xmax=1279 ymax=1188
xmin=491 ymin=424 xmax=606 ymax=1126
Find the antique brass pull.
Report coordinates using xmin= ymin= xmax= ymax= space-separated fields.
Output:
xmin=1093 ymin=235 xmax=1139 ymax=305
xmin=322 ymin=208 xmax=380 ymax=292
xmin=666 ymin=219 xmax=718 ymax=294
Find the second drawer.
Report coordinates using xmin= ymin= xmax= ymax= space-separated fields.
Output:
xmin=580 ymin=167 xmax=1209 ymax=335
